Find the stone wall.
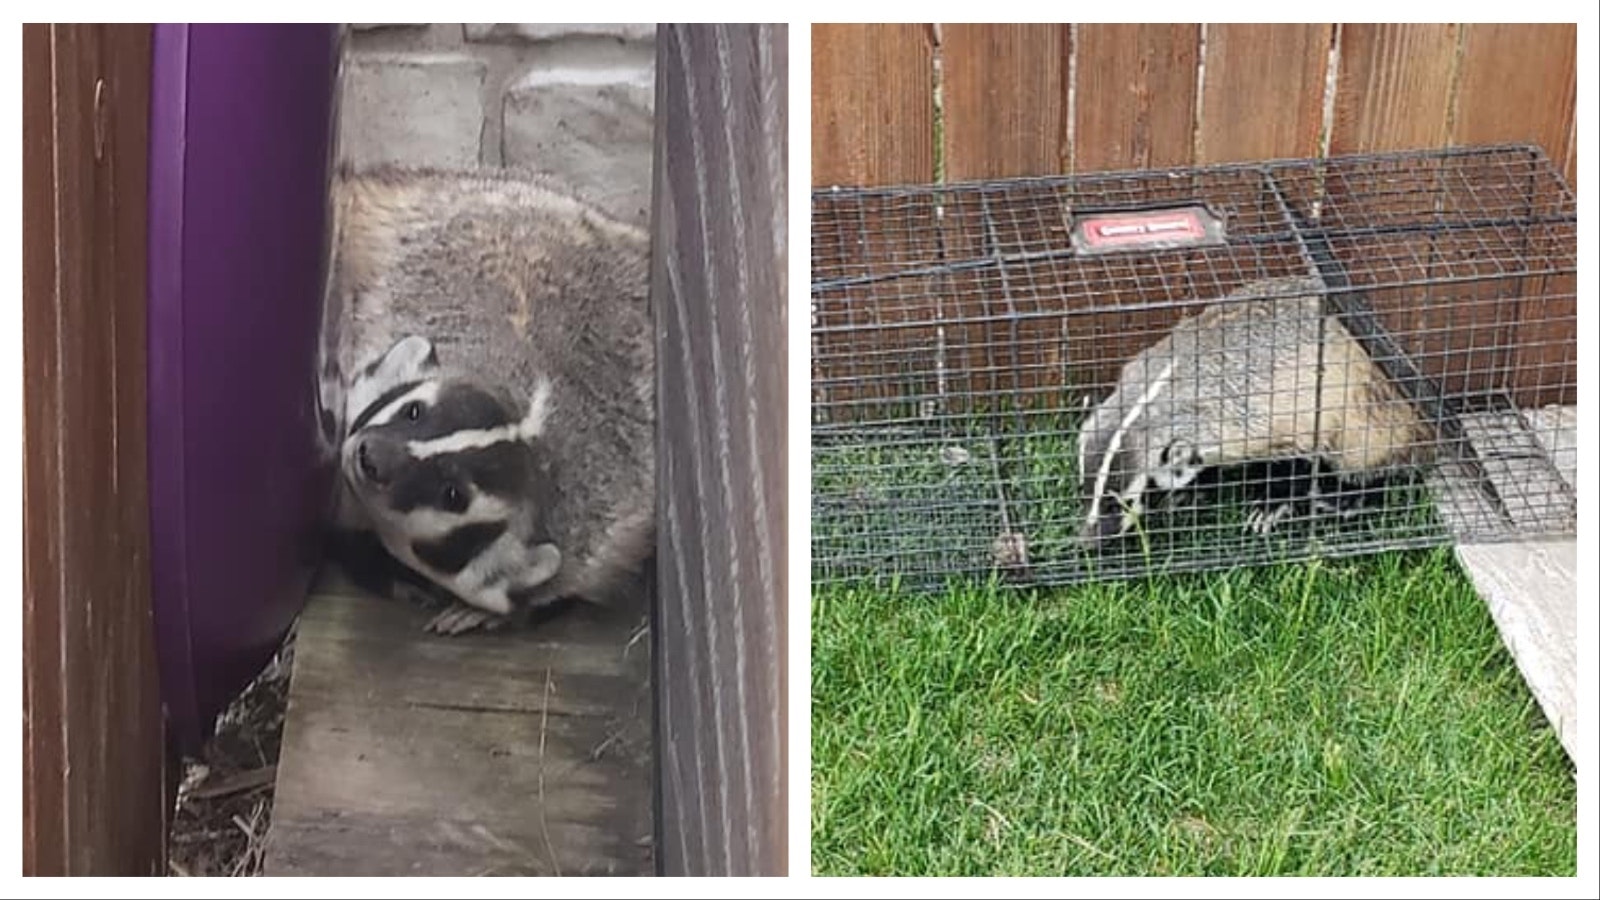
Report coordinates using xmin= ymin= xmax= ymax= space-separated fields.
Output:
xmin=337 ymin=23 xmax=656 ymax=226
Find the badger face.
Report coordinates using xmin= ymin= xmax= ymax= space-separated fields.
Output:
xmin=340 ymin=336 xmax=563 ymax=616
xmin=1079 ymin=434 xmax=1206 ymax=547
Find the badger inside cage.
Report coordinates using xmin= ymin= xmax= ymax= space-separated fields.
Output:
xmin=811 ymin=144 xmax=1577 ymax=589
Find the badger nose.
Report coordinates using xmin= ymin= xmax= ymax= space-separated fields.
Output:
xmin=1079 ymin=504 xmax=1130 ymax=549
xmin=356 ymin=436 xmax=406 ymax=486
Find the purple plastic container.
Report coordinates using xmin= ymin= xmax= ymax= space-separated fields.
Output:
xmin=147 ymin=23 xmax=342 ymax=752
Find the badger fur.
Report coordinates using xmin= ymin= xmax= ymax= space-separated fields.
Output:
xmin=1077 ymin=275 xmax=1435 ymax=547
xmin=319 ymin=166 xmax=653 ymax=634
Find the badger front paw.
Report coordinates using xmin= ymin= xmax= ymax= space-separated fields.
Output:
xmin=1245 ymin=502 xmax=1295 ymax=536
xmin=425 ymin=602 xmax=513 ymax=636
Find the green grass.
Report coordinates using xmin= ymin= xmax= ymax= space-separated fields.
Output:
xmin=811 ymin=547 xmax=1576 ymax=876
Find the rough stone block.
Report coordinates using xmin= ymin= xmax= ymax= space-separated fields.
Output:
xmin=466 ymin=23 xmax=655 ymax=43
xmin=340 ymin=54 xmax=486 ymax=168
xmin=503 ymin=68 xmax=655 ymax=226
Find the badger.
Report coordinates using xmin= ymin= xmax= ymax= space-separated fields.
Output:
xmin=318 ymin=166 xmax=654 ymax=634
xmin=1076 ymin=275 xmax=1435 ymax=547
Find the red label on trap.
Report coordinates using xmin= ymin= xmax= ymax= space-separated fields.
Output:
xmin=1078 ymin=209 xmax=1207 ymax=249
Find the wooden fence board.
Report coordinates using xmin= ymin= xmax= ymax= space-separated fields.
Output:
xmin=1451 ymin=24 xmax=1578 ymax=406
xmin=22 ymin=21 xmax=66 ymax=878
xmin=1072 ymin=23 xmax=1200 ymax=173
xmin=811 ymin=23 xmax=934 ymax=187
xmin=652 ymin=23 xmax=788 ymax=876
xmin=1330 ymin=23 xmax=1459 ymax=154
xmin=1452 ymin=23 xmax=1575 ymax=161
xmin=1197 ymin=24 xmax=1333 ymax=164
xmin=22 ymin=22 xmax=167 ymax=876
xmin=941 ymin=23 xmax=1068 ymax=180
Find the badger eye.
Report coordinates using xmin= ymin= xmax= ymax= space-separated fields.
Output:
xmin=403 ymin=401 xmax=423 ymax=421
xmin=442 ymin=484 xmax=463 ymax=506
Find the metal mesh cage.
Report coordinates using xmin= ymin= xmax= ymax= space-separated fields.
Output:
xmin=811 ymin=144 xmax=1576 ymax=590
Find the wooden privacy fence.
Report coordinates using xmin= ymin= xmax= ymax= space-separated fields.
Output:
xmin=809 ymin=23 xmax=1577 ymax=409
xmin=812 ymin=24 xmax=1577 ymax=188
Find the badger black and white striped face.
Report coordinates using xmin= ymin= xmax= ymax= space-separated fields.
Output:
xmin=340 ymin=337 xmax=562 ymax=617
xmin=1079 ymin=434 xmax=1206 ymax=546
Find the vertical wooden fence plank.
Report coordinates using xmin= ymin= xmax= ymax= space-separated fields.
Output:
xmin=811 ymin=23 xmax=934 ymax=187
xmin=1322 ymin=24 xmax=1460 ymax=406
xmin=1198 ymin=23 xmax=1333 ymax=164
xmin=1452 ymin=23 xmax=1578 ymax=408
xmin=22 ymin=23 xmax=166 ymax=876
xmin=1452 ymin=23 xmax=1576 ymax=159
xmin=941 ymin=23 xmax=1069 ymax=180
xmin=1330 ymin=23 xmax=1459 ymax=154
xmin=1072 ymin=23 xmax=1200 ymax=173
xmin=652 ymin=23 xmax=788 ymax=877
xmin=22 ymin=22 xmax=67 ymax=877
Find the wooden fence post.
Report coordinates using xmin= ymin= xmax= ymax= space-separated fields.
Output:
xmin=22 ymin=23 xmax=168 ymax=876
xmin=649 ymin=22 xmax=789 ymax=877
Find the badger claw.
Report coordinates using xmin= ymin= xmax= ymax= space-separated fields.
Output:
xmin=1245 ymin=502 xmax=1294 ymax=536
xmin=425 ymin=603 xmax=511 ymax=635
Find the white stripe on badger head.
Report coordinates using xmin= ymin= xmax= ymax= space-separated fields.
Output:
xmin=392 ymin=494 xmax=516 ymax=542
xmin=1085 ymin=359 xmax=1177 ymax=535
xmin=522 ymin=376 xmax=554 ymax=439
xmin=406 ymin=377 xmax=555 ymax=460
xmin=1077 ymin=401 xmax=1112 ymax=480
xmin=362 ymin=381 xmax=441 ymax=430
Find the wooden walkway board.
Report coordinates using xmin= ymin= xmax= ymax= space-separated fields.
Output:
xmin=1456 ymin=539 xmax=1577 ymax=761
xmin=1446 ymin=405 xmax=1577 ymax=761
xmin=263 ymin=575 xmax=654 ymax=876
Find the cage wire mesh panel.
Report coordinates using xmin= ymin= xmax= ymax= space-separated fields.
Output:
xmin=811 ymin=144 xmax=1576 ymax=590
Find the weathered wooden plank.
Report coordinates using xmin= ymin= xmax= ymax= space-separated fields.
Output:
xmin=1330 ymin=23 xmax=1459 ymax=154
xmin=811 ymin=23 xmax=934 ymax=186
xmin=22 ymin=23 xmax=167 ymax=876
xmin=264 ymin=587 xmax=654 ymax=876
xmin=651 ymin=23 xmax=789 ymax=877
xmin=1456 ymin=539 xmax=1576 ymax=761
xmin=1450 ymin=24 xmax=1578 ymax=406
xmin=1073 ymin=23 xmax=1200 ymax=173
xmin=21 ymin=22 xmax=65 ymax=878
xmin=1563 ymin=115 xmax=1576 ymax=189
xmin=1320 ymin=24 xmax=1460 ymax=410
xmin=1452 ymin=23 xmax=1575 ymax=160
xmin=1197 ymin=24 xmax=1333 ymax=164
xmin=941 ymin=23 xmax=1068 ymax=180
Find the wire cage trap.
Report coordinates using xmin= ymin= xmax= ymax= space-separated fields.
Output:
xmin=811 ymin=144 xmax=1577 ymax=591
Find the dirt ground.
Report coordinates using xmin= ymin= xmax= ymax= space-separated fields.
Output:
xmin=166 ymin=626 xmax=296 ymax=877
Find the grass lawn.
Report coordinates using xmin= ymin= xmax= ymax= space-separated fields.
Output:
xmin=811 ymin=547 xmax=1576 ymax=876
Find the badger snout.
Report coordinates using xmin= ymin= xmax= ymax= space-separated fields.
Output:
xmin=353 ymin=435 xmax=408 ymax=487
xmin=1079 ymin=494 xmax=1137 ymax=549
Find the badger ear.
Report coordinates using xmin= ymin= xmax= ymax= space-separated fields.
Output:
xmin=379 ymin=334 xmax=439 ymax=376
xmin=1161 ymin=438 xmax=1207 ymax=469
